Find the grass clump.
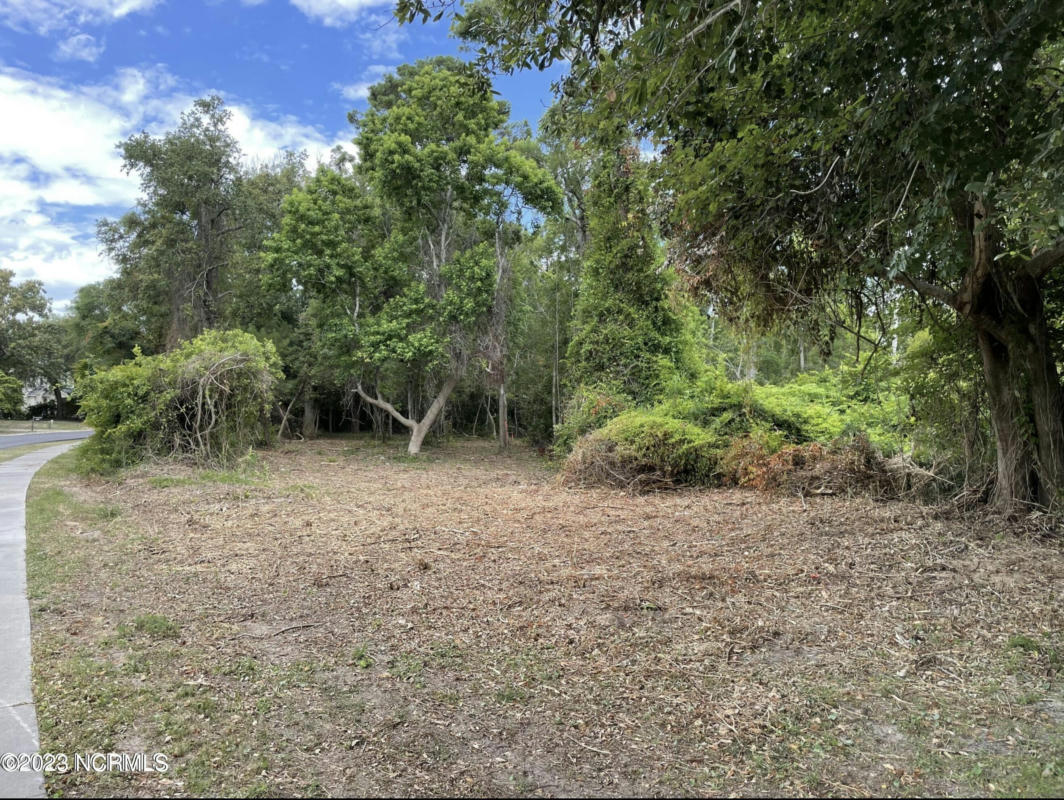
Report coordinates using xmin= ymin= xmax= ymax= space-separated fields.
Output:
xmin=131 ymin=613 xmax=181 ymax=639
xmin=1006 ymin=634 xmax=1063 ymax=672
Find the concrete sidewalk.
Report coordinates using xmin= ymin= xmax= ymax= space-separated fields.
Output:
xmin=0 ymin=442 xmax=79 ymax=799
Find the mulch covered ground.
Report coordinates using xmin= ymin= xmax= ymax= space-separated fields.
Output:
xmin=29 ymin=436 xmax=1064 ymax=797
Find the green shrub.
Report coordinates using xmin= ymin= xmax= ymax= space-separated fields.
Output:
xmin=0 ymin=372 xmax=24 ymax=416
xmin=654 ymin=367 xmax=907 ymax=453
xmin=602 ymin=411 xmax=722 ymax=482
xmin=655 ymin=369 xmax=810 ymax=442
xmin=77 ymin=329 xmax=282 ymax=473
xmin=753 ymin=370 xmax=907 ymax=452
xmin=562 ymin=410 xmax=721 ymax=489
xmin=553 ymin=382 xmax=632 ymax=455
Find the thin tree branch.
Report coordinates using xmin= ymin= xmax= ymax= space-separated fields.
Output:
xmin=893 ymin=160 xmax=920 ymax=219
xmin=354 ymin=383 xmax=415 ymax=430
xmin=681 ymin=0 xmax=744 ymax=44
xmin=790 ymin=156 xmax=841 ymax=196
xmin=892 ymin=271 xmax=956 ymax=308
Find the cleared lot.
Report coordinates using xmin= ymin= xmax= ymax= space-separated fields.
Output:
xmin=27 ymin=437 xmax=1064 ymax=797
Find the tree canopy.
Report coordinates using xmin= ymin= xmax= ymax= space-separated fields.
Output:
xmin=398 ymin=0 xmax=1064 ymax=509
xmin=262 ymin=58 xmax=562 ymax=454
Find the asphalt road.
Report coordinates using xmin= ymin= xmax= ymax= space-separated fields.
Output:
xmin=0 ymin=430 xmax=92 ymax=450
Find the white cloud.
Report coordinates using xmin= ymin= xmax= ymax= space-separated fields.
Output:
xmin=225 ymin=104 xmax=352 ymax=166
xmin=336 ymin=81 xmax=372 ymax=101
xmin=278 ymin=2 xmax=407 ymax=59
xmin=286 ymin=0 xmax=391 ymax=27
xmin=0 ymin=65 xmax=352 ymax=303
xmin=333 ymin=63 xmax=392 ymax=103
xmin=54 ymin=32 xmax=106 ymax=62
xmin=354 ymin=12 xmax=406 ymax=59
xmin=0 ymin=0 xmax=160 ymax=34
xmin=0 ymin=69 xmax=141 ymax=198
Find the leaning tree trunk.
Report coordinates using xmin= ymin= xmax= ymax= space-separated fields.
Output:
xmin=406 ymin=376 xmax=459 ymax=455
xmin=355 ymin=376 xmax=460 ymax=456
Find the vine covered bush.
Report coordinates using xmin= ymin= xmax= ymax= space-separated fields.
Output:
xmin=77 ymin=330 xmax=282 ymax=472
xmin=561 ymin=410 xmax=721 ymax=489
xmin=560 ymin=365 xmax=914 ymax=492
xmin=552 ymin=381 xmax=632 ymax=455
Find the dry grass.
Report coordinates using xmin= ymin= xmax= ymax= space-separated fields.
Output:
xmin=27 ymin=436 xmax=1064 ymax=797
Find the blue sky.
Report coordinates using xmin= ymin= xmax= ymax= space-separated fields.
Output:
xmin=0 ymin=0 xmax=561 ymax=311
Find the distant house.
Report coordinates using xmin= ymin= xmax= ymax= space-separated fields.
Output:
xmin=21 ymin=380 xmax=73 ymax=415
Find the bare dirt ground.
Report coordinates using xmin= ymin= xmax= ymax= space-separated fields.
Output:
xmin=27 ymin=436 xmax=1064 ymax=797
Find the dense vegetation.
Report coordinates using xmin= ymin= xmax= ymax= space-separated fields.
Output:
xmin=397 ymin=0 xmax=1064 ymax=511
xmin=9 ymin=4 xmax=1062 ymax=513
xmin=77 ymin=330 xmax=280 ymax=472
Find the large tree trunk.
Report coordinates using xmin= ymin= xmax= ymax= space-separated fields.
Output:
xmin=52 ymin=386 xmax=66 ymax=419
xmin=166 ymin=280 xmax=193 ymax=350
xmin=977 ymin=328 xmax=1037 ymax=509
xmin=971 ymin=273 xmax=1064 ymax=510
xmin=942 ymin=199 xmax=1064 ymax=511
xmin=167 ymin=203 xmax=224 ymax=350
xmin=1023 ymin=314 xmax=1064 ymax=507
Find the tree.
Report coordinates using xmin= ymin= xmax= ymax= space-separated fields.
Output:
xmin=17 ymin=318 xmax=70 ymax=416
xmin=526 ymin=109 xmax=594 ymax=433
xmin=66 ymin=278 xmax=161 ymax=371
xmin=0 ymin=269 xmax=50 ymax=380
xmin=262 ymin=164 xmax=388 ymax=439
xmin=565 ymin=125 xmax=691 ymax=405
xmin=346 ymin=57 xmax=559 ymax=454
xmin=403 ymin=0 xmax=1064 ymax=509
xmin=480 ymin=126 xmax=560 ymax=448
xmin=222 ymin=153 xmax=311 ymax=435
xmin=0 ymin=269 xmax=71 ymax=413
xmin=100 ymin=96 xmax=243 ymax=350
xmin=0 ymin=372 xmax=20 ymax=417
